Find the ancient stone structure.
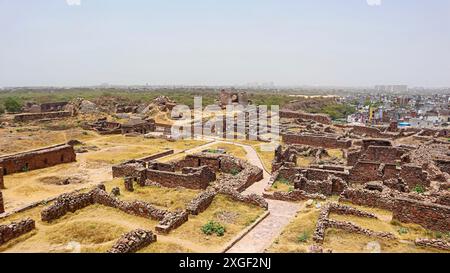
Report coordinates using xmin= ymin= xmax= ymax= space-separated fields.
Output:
xmin=41 ymin=187 xmax=189 ymax=234
xmin=392 ymin=197 xmax=450 ymax=232
xmin=145 ymin=165 xmax=216 ymax=190
xmin=0 ymin=167 xmax=4 ymax=189
xmin=40 ymin=102 xmax=69 ymax=112
xmin=282 ymin=133 xmax=352 ymax=149
xmin=415 ymin=238 xmax=450 ymax=251
xmin=0 ymin=191 xmax=4 ymax=214
xmin=280 ymin=110 xmax=332 ymax=125
xmin=0 ymin=144 xmax=76 ymax=175
xmin=217 ymin=187 xmax=268 ymax=209
xmin=293 ymin=174 xmax=348 ymax=196
xmin=313 ymin=203 xmax=394 ymax=244
xmin=218 ymin=89 xmax=250 ymax=109
xmin=14 ymin=111 xmax=72 ymax=122
xmin=84 ymin=118 xmax=121 ymax=135
xmin=339 ymin=187 xmax=395 ymax=211
xmin=108 ymin=229 xmax=157 ymax=253
xmin=121 ymin=119 xmax=156 ymax=135
xmin=186 ymin=190 xmax=217 ymax=215
xmin=155 ymin=210 xmax=189 ymax=234
xmin=124 ymin=177 xmax=134 ymax=192
xmin=0 ymin=218 xmax=35 ymax=245
xmin=113 ymin=153 xmax=263 ymax=192
xmin=263 ymin=189 xmax=326 ymax=202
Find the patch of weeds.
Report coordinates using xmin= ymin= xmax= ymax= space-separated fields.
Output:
xmin=297 ymin=231 xmax=310 ymax=243
xmin=288 ymin=186 xmax=294 ymax=193
xmin=201 ymin=221 xmax=226 ymax=237
xmin=413 ymin=185 xmax=425 ymax=194
xmin=397 ymin=227 xmax=408 ymax=235
xmin=230 ymin=168 xmax=240 ymax=176
xmin=277 ymin=177 xmax=289 ymax=185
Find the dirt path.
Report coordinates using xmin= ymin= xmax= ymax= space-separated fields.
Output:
xmin=226 ymin=200 xmax=300 ymax=253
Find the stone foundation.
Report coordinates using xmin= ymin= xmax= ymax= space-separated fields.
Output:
xmin=13 ymin=111 xmax=71 ymax=122
xmin=0 ymin=191 xmax=4 ymax=214
xmin=264 ymin=190 xmax=326 ymax=202
xmin=392 ymin=197 xmax=450 ymax=232
xmin=0 ymin=218 xmax=35 ymax=245
xmin=108 ymin=229 xmax=157 ymax=253
xmin=218 ymin=187 xmax=268 ymax=209
xmin=186 ymin=190 xmax=217 ymax=215
xmin=282 ymin=133 xmax=351 ymax=149
xmin=415 ymin=238 xmax=450 ymax=251
xmin=0 ymin=144 xmax=76 ymax=175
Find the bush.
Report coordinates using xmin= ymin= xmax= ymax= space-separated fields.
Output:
xmin=398 ymin=227 xmax=408 ymax=235
xmin=297 ymin=232 xmax=309 ymax=243
xmin=201 ymin=221 xmax=226 ymax=237
xmin=230 ymin=168 xmax=240 ymax=176
xmin=413 ymin=185 xmax=425 ymax=194
xmin=4 ymin=97 xmax=22 ymax=113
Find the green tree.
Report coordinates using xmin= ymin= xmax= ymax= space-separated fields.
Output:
xmin=4 ymin=97 xmax=22 ymax=113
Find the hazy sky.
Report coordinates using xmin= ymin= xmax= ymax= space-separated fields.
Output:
xmin=0 ymin=0 xmax=449 ymax=87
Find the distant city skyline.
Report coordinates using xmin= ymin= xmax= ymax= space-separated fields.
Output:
xmin=1 ymin=0 xmax=449 ymax=88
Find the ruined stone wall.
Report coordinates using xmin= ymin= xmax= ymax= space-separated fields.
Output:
xmin=339 ymin=188 xmax=394 ymax=210
xmin=415 ymin=238 xmax=450 ymax=251
xmin=282 ymin=133 xmax=351 ymax=149
xmin=218 ymin=187 xmax=268 ymax=209
xmin=108 ymin=229 xmax=157 ymax=253
xmin=264 ymin=189 xmax=326 ymax=202
xmin=350 ymin=125 xmax=396 ymax=139
xmin=186 ymin=191 xmax=216 ymax=215
xmin=435 ymin=159 xmax=450 ymax=174
xmin=14 ymin=111 xmax=71 ymax=122
xmin=40 ymin=102 xmax=69 ymax=112
xmin=112 ymin=160 xmax=146 ymax=179
xmin=145 ymin=166 xmax=216 ymax=190
xmin=279 ymin=110 xmax=332 ymax=125
xmin=0 ymin=144 xmax=76 ymax=175
xmin=361 ymin=146 xmax=406 ymax=164
xmin=0 ymin=167 xmax=3 ymax=189
xmin=393 ymin=197 xmax=450 ymax=232
xmin=0 ymin=191 xmax=4 ymax=214
xmin=41 ymin=192 xmax=95 ymax=222
xmin=0 ymin=218 xmax=35 ymax=245
xmin=137 ymin=150 xmax=174 ymax=162
xmin=155 ymin=210 xmax=189 ymax=234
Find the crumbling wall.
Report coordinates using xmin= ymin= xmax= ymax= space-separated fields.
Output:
xmin=280 ymin=110 xmax=332 ymax=125
xmin=155 ymin=210 xmax=189 ymax=234
xmin=0 ymin=167 xmax=4 ymax=189
xmin=0 ymin=191 xmax=4 ymax=214
xmin=14 ymin=111 xmax=71 ymax=122
xmin=0 ymin=218 xmax=35 ymax=245
xmin=282 ymin=133 xmax=351 ymax=149
xmin=392 ymin=197 xmax=450 ymax=232
xmin=186 ymin=191 xmax=217 ymax=215
xmin=339 ymin=188 xmax=394 ymax=210
xmin=415 ymin=238 xmax=450 ymax=251
xmin=218 ymin=187 xmax=268 ymax=209
xmin=112 ymin=160 xmax=146 ymax=179
xmin=361 ymin=146 xmax=406 ymax=164
xmin=145 ymin=166 xmax=216 ymax=190
xmin=264 ymin=189 xmax=326 ymax=202
xmin=108 ymin=229 xmax=157 ymax=253
xmin=0 ymin=144 xmax=76 ymax=175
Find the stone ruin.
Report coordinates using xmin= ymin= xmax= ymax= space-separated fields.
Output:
xmin=0 ymin=191 xmax=4 ymax=214
xmin=0 ymin=218 xmax=35 ymax=245
xmin=280 ymin=110 xmax=332 ymax=125
xmin=414 ymin=238 xmax=450 ymax=251
xmin=282 ymin=133 xmax=352 ymax=149
xmin=0 ymin=143 xmax=76 ymax=176
xmin=218 ymin=89 xmax=250 ymax=109
xmin=269 ymin=139 xmax=450 ymax=234
xmin=108 ymin=229 xmax=157 ymax=253
xmin=313 ymin=203 xmax=395 ymax=244
xmin=113 ymin=152 xmax=264 ymax=192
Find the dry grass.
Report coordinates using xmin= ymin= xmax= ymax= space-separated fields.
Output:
xmin=297 ymin=156 xmax=313 ymax=167
xmin=326 ymin=149 xmax=343 ymax=159
xmin=170 ymin=194 xmax=265 ymax=252
xmin=268 ymin=200 xmax=450 ymax=253
xmin=104 ymin=178 xmax=200 ymax=211
xmin=205 ymin=143 xmax=247 ymax=160
xmin=266 ymin=201 xmax=316 ymax=253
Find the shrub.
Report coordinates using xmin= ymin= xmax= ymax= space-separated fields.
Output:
xmin=230 ymin=168 xmax=240 ymax=176
xmin=398 ymin=227 xmax=408 ymax=235
xmin=201 ymin=221 xmax=226 ymax=237
xmin=297 ymin=232 xmax=309 ymax=243
xmin=277 ymin=177 xmax=290 ymax=185
xmin=4 ymin=97 xmax=22 ymax=113
xmin=413 ymin=185 xmax=425 ymax=194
